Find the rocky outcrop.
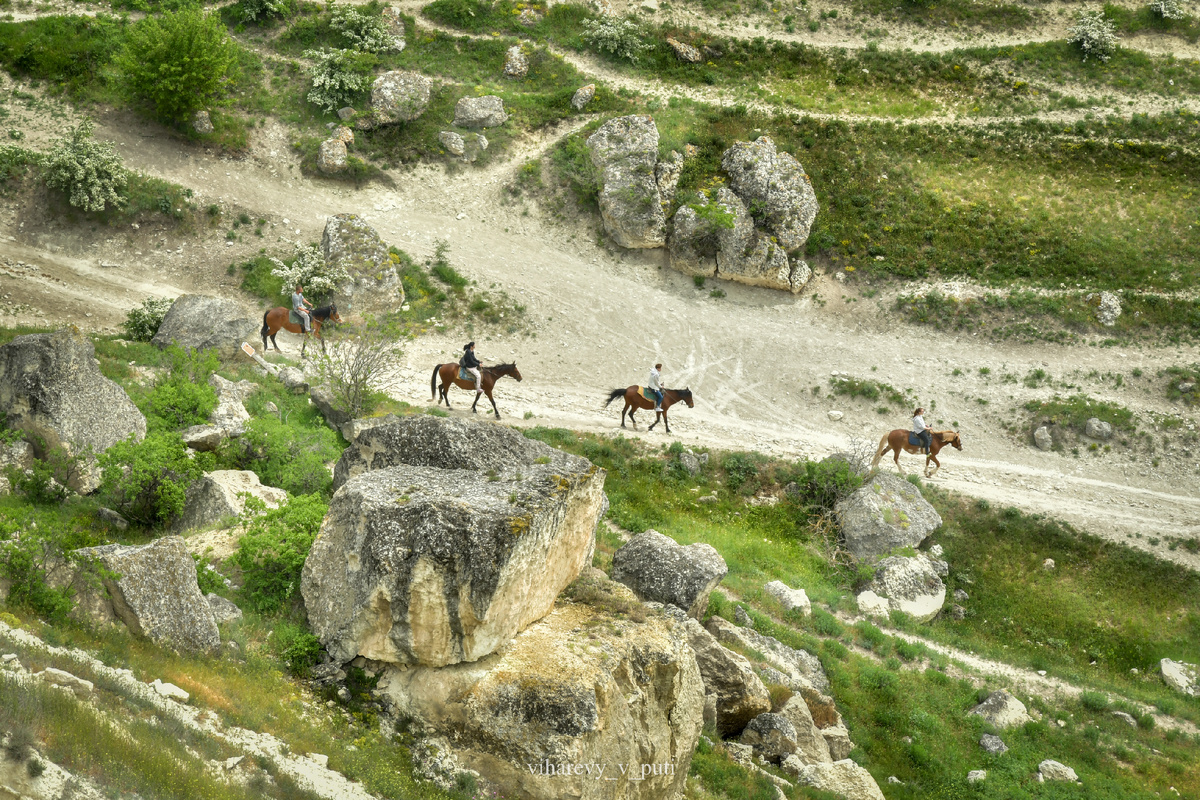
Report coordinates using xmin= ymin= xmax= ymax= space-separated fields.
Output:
xmin=980 ymin=733 xmax=1008 ymax=754
xmin=666 ymin=37 xmax=702 ymax=62
xmin=332 ymin=415 xmax=548 ymax=491
xmin=586 ymin=115 xmax=666 ymax=249
xmin=715 ymin=188 xmax=810 ymax=293
xmin=676 ymin=614 xmax=770 ymax=736
xmin=707 ymin=616 xmax=830 ymax=694
xmin=207 ymin=374 xmax=254 ymax=437
xmin=453 ymin=95 xmax=508 ymax=128
xmin=74 ymin=536 xmax=220 ymax=653
xmin=317 ymin=138 xmax=348 ymax=174
xmin=765 ymin=580 xmax=811 ymax=616
xmin=720 ymin=136 xmax=819 ymax=254
xmin=377 ymin=586 xmax=703 ymax=800
xmin=571 ymin=83 xmax=596 ymax=110
xmin=834 ymin=472 xmax=942 ymax=561
xmin=667 ymin=204 xmax=718 ymax=277
xmin=152 ymin=295 xmax=260 ymax=357
xmin=856 ymin=589 xmax=890 ymax=619
xmin=365 ymin=70 xmax=430 ymax=126
xmin=788 ymin=759 xmax=885 ymax=800
xmin=0 ymin=440 xmax=34 ymax=473
xmin=172 ymin=470 xmax=288 ymax=533
xmin=503 ymin=44 xmax=528 ymax=78
xmin=302 ymin=423 xmax=605 ymax=667
xmin=322 ymin=214 xmax=404 ymax=317
xmin=779 ymin=695 xmax=832 ymax=765
xmin=867 ymin=554 xmax=946 ymax=623
xmin=740 ymin=713 xmax=797 ymax=763
xmin=206 ymin=593 xmax=243 ymax=625
xmin=968 ymin=690 xmax=1031 ymax=729
xmin=1161 ymin=658 xmax=1198 ymax=696
xmin=0 ymin=328 xmax=147 ymax=492
xmin=655 ymin=150 xmax=683 ymax=206
xmin=611 ymin=530 xmax=727 ymax=618
xmin=1085 ymin=417 xmax=1114 ymax=440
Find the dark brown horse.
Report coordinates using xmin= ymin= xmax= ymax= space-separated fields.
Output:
xmin=261 ymin=304 xmax=341 ymax=356
xmin=431 ymin=362 xmax=522 ymax=419
xmin=604 ymin=386 xmax=694 ymax=434
xmin=872 ymin=428 xmax=963 ymax=478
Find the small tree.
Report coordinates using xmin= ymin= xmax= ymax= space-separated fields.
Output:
xmin=99 ymin=431 xmax=211 ymax=526
xmin=304 ymin=48 xmax=376 ymax=113
xmin=117 ymin=7 xmax=241 ymax=123
xmin=1067 ymin=8 xmax=1119 ymax=62
xmin=1149 ymin=0 xmax=1185 ymax=19
xmin=122 ymin=297 xmax=174 ymax=342
xmin=330 ymin=2 xmax=404 ymax=53
xmin=268 ymin=244 xmax=349 ymax=302
xmin=311 ymin=318 xmax=404 ymax=419
xmin=581 ymin=17 xmax=651 ymax=63
xmin=241 ymin=0 xmax=296 ymax=23
xmin=41 ymin=119 xmax=127 ymax=213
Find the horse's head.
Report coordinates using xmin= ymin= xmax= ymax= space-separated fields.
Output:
xmin=512 ymin=363 xmax=522 ymax=382
xmin=679 ymin=388 xmax=694 ymax=408
xmin=328 ymin=303 xmax=342 ymax=324
xmin=951 ymin=433 xmax=963 ymax=451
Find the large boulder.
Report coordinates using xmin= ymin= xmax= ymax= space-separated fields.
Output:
xmin=586 ymin=115 xmax=666 ymax=249
xmin=172 ymin=470 xmax=288 ymax=533
xmin=788 ymin=759 xmax=885 ymax=800
xmin=332 ymin=415 xmax=548 ymax=491
xmin=322 ymin=214 xmax=405 ymax=318
xmin=453 ymin=95 xmax=508 ymax=128
xmin=0 ymin=328 xmax=146 ymax=492
xmin=676 ymin=614 xmax=770 ymax=736
xmin=377 ymin=581 xmax=703 ymax=800
xmin=968 ymin=690 xmax=1031 ymax=729
xmin=779 ymin=695 xmax=833 ymax=765
xmin=668 ymin=203 xmax=718 ymax=277
xmin=611 ymin=530 xmax=727 ymax=618
xmin=707 ymin=616 xmax=830 ymax=694
xmin=317 ymin=138 xmax=348 ymax=174
xmin=73 ymin=536 xmax=220 ymax=653
xmin=151 ymin=295 xmax=260 ymax=357
xmin=1038 ymin=760 xmax=1078 ymax=782
xmin=765 ymin=580 xmax=811 ymax=616
xmin=366 ymin=70 xmax=430 ymax=126
xmin=207 ymin=374 xmax=255 ymax=437
xmin=834 ymin=472 xmax=942 ymax=561
xmin=1160 ymin=658 xmax=1198 ymax=697
xmin=740 ymin=713 xmax=797 ymax=763
xmin=867 ymin=554 xmax=946 ymax=623
xmin=714 ymin=188 xmax=807 ymax=293
xmin=720 ymin=135 xmax=819 ymax=253
xmin=571 ymin=83 xmax=596 ymax=110
xmin=301 ymin=431 xmax=605 ymax=667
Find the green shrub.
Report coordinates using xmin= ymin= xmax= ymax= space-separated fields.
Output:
xmin=117 ymin=7 xmax=241 ymax=123
xmin=1080 ymin=690 xmax=1110 ymax=711
xmin=145 ymin=347 xmax=220 ymax=430
xmin=330 ymin=2 xmax=403 ymax=53
xmin=232 ymin=494 xmax=327 ymax=614
xmin=271 ymin=620 xmax=322 ymax=676
xmin=99 ymin=432 xmax=211 ymax=526
xmin=193 ymin=555 xmax=226 ymax=595
xmin=4 ymin=447 xmax=76 ymax=506
xmin=720 ymin=451 xmax=760 ymax=492
xmin=268 ymin=243 xmax=349 ymax=302
xmin=303 ymin=47 xmax=376 ymax=113
xmin=240 ymin=0 xmax=296 ymax=23
xmin=786 ymin=459 xmax=863 ymax=518
xmin=581 ymin=17 xmax=650 ymax=62
xmin=310 ymin=319 xmax=405 ymax=420
xmin=224 ymin=416 xmax=338 ymax=496
xmin=41 ymin=119 xmax=127 ymax=213
xmin=1067 ymin=8 xmax=1119 ymax=62
xmin=0 ymin=511 xmax=102 ymax=622
xmin=121 ymin=297 xmax=174 ymax=342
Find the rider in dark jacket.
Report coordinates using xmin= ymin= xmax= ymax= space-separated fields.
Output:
xmin=460 ymin=342 xmax=482 ymax=394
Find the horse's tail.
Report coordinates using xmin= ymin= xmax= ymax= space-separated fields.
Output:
xmin=260 ymin=310 xmax=270 ymax=339
xmin=431 ymin=364 xmax=442 ymax=400
xmin=871 ymin=433 xmax=891 ymax=469
xmin=604 ymin=388 xmax=626 ymax=408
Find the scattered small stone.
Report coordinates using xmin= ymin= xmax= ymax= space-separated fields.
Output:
xmin=151 ymin=678 xmax=190 ymax=702
xmin=317 ymin=138 xmax=348 ymax=174
xmin=953 ymin=588 xmax=969 ymax=602
xmin=980 ymin=734 xmax=1008 ymax=755
xmin=97 ymin=507 xmax=129 ymax=530
xmin=929 ymin=544 xmax=944 ymax=558
xmin=503 ymin=45 xmax=528 ymax=78
xmin=337 ymin=107 xmax=356 ymax=121
xmin=192 ymin=110 xmax=214 ymax=135
xmin=1095 ymin=291 xmax=1121 ymax=327
xmin=1112 ymin=711 xmax=1138 ymax=727
xmin=1085 ymin=417 xmax=1113 ymax=440
xmin=1160 ymin=658 xmax=1198 ymax=697
xmin=949 ymin=604 xmax=967 ymax=621
xmin=1043 ymin=558 xmax=1055 ymax=570
xmin=967 ymin=770 xmax=986 ymax=783
xmin=476 ymin=133 xmax=488 ymax=151
xmin=571 ymin=84 xmax=596 ymax=111
xmin=887 ymin=776 xmax=901 ymax=785
xmin=827 ymin=410 xmax=844 ymax=421
xmin=1033 ymin=426 xmax=1053 ymax=451
xmin=438 ymin=131 xmax=465 ymax=157
xmin=666 ymin=36 xmax=702 ymax=62
xmin=1038 ymin=759 xmax=1078 ymax=782
xmin=308 ymin=753 xmax=330 ymax=768
xmin=263 ymin=401 xmax=279 ymax=415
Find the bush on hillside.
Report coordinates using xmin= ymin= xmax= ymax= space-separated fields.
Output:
xmin=99 ymin=432 xmax=211 ymax=526
xmin=303 ymin=48 xmax=376 ymax=113
xmin=41 ymin=119 xmax=128 ymax=213
xmin=1067 ymin=8 xmax=1119 ymax=62
xmin=272 ymin=620 xmax=323 ymax=675
xmin=581 ymin=17 xmax=650 ymax=63
xmin=268 ymin=243 xmax=349 ymax=302
xmin=786 ymin=459 xmax=863 ymax=518
xmin=232 ymin=494 xmax=327 ymax=614
xmin=1149 ymin=0 xmax=1185 ymax=19
xmin=122 ymin=297 xmax=174 ymax=342
xmin=222 ymin=416 xmax=338 ymax=496
xmin=330 ymin=2 xmax=404 ymax=53
xmin=310 ymin=318 xmax=404 ymax=419
xmin=145 ymin=347 xmax=220 ymax=430
xmin=240 ymin=0 xmax=296 ymax=23
xmin=4 ymin=444 xmax=77 ymax=506
xmin=117 ymin=7 xmax=240 ymax=123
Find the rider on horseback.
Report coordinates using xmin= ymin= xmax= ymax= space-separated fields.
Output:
xmin=648 ymin=363 xmax=664 ymax=412
xmin=460 ymin=342 xmax=483 ymax=396
xmin=292 ymin=284 xmax=314 ymax=333
xmin=912 ymin=407 xmax=933 ymax=454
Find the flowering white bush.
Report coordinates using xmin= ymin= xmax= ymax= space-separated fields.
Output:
xmin=241 ymin=0 xmax=293 ymax=22
xmin=304 ymin=48 xmax=373 ymax=112
xmin=330 ymin=3 xmax=402 ymax=53
xmin=42 ymin=119 xmax=128 ymax=213
xmin=581 ymin=17 xmax=651 ymax=63
xmin=1067 ymin=8 xmax=1119 ymax=62
xmin=1149 ymin=0 xmax=1186 ymax=19
xmin=269 ymin=244 xmax=349 ymax=300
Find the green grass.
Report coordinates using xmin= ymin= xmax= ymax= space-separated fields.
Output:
xmin=852 ymin=0 xmax=1034 ymax=30
xmin=1023 ymin=394 xmax=1136 ymax=434
xmin=1104 ymin=2 xmax=1200 ymax=43
xmin=828 ymin=375 xmax=911 ymax=407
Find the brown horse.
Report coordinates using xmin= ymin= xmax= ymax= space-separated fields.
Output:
xmin=604 ymin=386 xmax=694 ymax=434
xmin=431 ymin=362 xmax=522 ymax=419
xmin=871 ymin=428 xmax=963 ymax=478
xmin=261 ymin=304 xmax=341 ymax=356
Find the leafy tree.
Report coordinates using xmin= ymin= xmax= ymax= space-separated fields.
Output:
xmin=41 ymin=119 xmax=128 ymax=213
xmin=581 ymin=17 xmax=650 ymax=63
xmin=99 ymin=431 xmax=211 ymax=526
xmin=330 ymin=2 xmax=403 ymax=53
xmin=117 ymin=7 xmax=240 ymax=123
xmin=144 ymin=346 xmax=220 ymax=430
xmin=1067 ymin=8 xmax=1119 ymax=63
xmin=122 ymin=297 xmax=174 ymax=342
xmin=268 ymin=244 xmax=349 ymax=302
xmin=303 ymin=47 xmax=376 ymax=113
xmin=232 ymin=494 xmax=327 ymax=614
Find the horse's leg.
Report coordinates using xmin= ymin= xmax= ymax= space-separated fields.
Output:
xmin=443 ymin=382 xmax=452 ymax=408
xmin=894 ymin=448 xmax=905 ymax=475
xmin=620 ymin=403 xmax=628 ymax=428
xmin=662 ymin=409 xmax=671 ymax=434
xmin=471 ymin=389 xmax=480 ymax=413
xmin=649 ymin=408 xmax=659 ymax=431
xmin=487 ymin=390 xmax=500 ymax=420
xmin=629 ymin=407 xmax=638 ymax=428
xmin=926 ymin=455 xmax=940 ymax=478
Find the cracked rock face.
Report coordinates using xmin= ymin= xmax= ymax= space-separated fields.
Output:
xmin=377 ymin=584 xmax=703 ymax=800
xmin=720 ymin=135 xmax=819 ymax=254
xmin=611 ymin=530 xmax=727 ymax=618
xmin=586 ymin=115 xmax=666 ymax=249
xmin=834 ymin=472 xmax=942 ymax=561
xmin=303 ymin=419 xmax=605 ymax=667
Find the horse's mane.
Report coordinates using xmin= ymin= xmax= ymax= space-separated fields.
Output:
xmin=670 ymin=388 xmax=692 ymax=398
xmin=486 ymin=362 xmax=516 ymax=371
xmin=935 ymin=430 xmax=958 ymax=441
xmin=312 ymin=305 xmax=332 ymax=317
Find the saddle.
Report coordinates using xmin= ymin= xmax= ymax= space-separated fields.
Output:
xmin=639 ymin=386 xmax=659 ymax=401
xmin=459 ymin=366 xmax=477 ymax=382
xmin=289 ymin=309 xmax=307 ymax=326
xmin=908 ymin=431 xmax=922 ymax=447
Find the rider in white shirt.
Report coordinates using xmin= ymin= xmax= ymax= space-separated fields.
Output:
xmin=648 ymin=363 xmax=664 ymax=412
xmin=912 ymin=407 xmax=932 ymax=454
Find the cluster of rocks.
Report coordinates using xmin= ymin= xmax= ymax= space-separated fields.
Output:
xmin=1033 ymin=414 xmax=1116 ymax=452
xmin=585 ymin=116 xmax=819 ymax=294
xmin=316 ymin=125 xmax=356 ymax=175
